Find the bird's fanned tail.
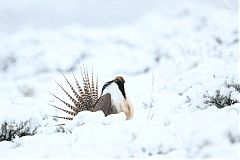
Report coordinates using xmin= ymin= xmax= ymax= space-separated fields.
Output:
xmin=50 ymin=68 xmax=99 ymax=120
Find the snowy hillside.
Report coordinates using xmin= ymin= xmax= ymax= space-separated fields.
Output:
xmin=0 ymin=0 xmax=239 ymax=159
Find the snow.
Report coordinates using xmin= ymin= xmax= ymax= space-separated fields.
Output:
xmin=0 ymin=0 xmax=239 ymax=159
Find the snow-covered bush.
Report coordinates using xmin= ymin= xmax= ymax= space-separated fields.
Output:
xmin=0 ymin=120 xmax=37 ymax=141
xmin=0 ymin=98 xmax=45 ymax=141
xmin=204 ymin=82 xmax=240 ymax=109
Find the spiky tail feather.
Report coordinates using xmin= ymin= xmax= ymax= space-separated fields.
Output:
xmin=50 ymin=68 xmax=99 ymax=120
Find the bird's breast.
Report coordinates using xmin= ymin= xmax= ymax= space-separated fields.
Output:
xmin=102 ymin=83 xmax=124 ymax=103
xmin=102 ymin=82 xmax=134 ymax=119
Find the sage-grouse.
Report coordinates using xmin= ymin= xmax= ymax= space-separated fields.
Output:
xmin=50 ymin=69 xmax=134 ymax=120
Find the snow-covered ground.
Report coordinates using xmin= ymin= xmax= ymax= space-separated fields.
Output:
xmin=0 ymin=0 xmax=239 ymax=159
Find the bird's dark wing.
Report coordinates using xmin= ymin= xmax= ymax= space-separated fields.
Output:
xmin=94 ymin=93 xmax=117 ymax=116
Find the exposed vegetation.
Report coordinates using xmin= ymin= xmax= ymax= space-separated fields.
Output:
xmin=204 ymin=83 xmax=240 ymax=109
xmin=0 ymin=120 xmax=37 ymax=142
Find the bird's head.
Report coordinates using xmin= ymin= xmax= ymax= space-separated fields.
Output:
xmin=113 ymin=76 xmax=125 ymax=84
xmin=101 ymin=76 xmax=126 ymax=98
